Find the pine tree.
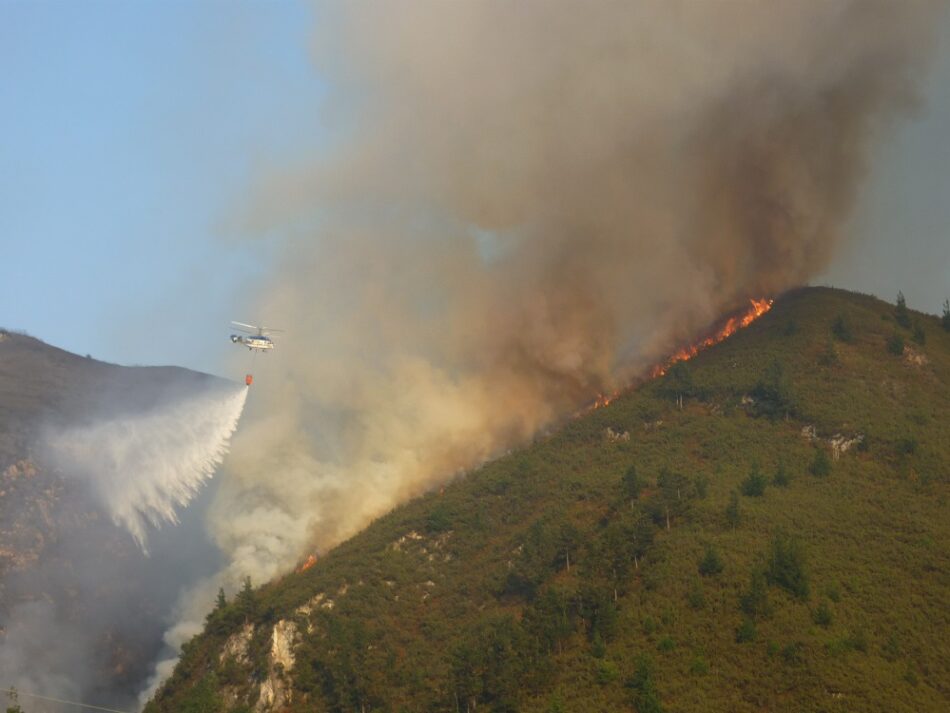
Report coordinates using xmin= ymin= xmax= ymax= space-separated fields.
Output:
xmin=216 ymin=587 xmax=227 ymax=610
xmin=621 ymin=465 xmax=643 ymax=505
xmin=739 ymin=568 xmax=770 ymax=618
xmin=725 ymin=491 xmax=740 ymax=529
xmin=697 ymin=545 xmax=724 ymax=577
xmin=773 ymin=460 xmax=791 ymax=487
xmin=942 ymin=299 xmax=950 ymax=332
xmin=740 ymin=463 xmax=768 ymax=497
xmin=626 ymin=656 xmax=664 ymax=713
xmin=766 ymin=533 xmax=809 ymax=599
xmin=895 ymin=291 xmax=911 ymax=328
xmin=236 ymin=576 xmax=256 ymax=621
xmin=665 ymin=361 xmax=694 ymax=407
xmin=751 ymin=359 xmax=794 ymax=419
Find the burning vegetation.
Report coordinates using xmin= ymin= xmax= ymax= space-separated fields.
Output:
xmin=296 ymin=554 xmax=318 ymax=574
xmin=651 ymin=298 xmax=774 ymax=378
xmin=588 ymin=297 xmax=774 ymax=411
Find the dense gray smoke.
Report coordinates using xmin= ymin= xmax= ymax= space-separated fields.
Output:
xmin=219 ymin=1 xmax=941 ymax=564
xmin=150 ymin=1 xmax=943 ymax=699
xmin=212 ymin=0 xmax=940 ymax=566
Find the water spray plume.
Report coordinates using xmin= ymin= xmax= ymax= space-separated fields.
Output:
xmin=45 ymin=385 xmax=248 ymax=550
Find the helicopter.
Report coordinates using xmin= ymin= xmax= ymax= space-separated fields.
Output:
xmin=230 ymin=321 xmax=283 ymax=352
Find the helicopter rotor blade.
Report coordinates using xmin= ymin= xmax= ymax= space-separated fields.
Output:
xmin=231 ymin=321 xmax=259 ymax=333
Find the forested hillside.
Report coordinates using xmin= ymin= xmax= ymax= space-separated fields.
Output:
xmin=146 ymin=287 xmax=950 ymax=713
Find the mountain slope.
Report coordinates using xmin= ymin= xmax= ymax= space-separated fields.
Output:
xmin=145 ymin=287 xmax=950 ymax=713
xmin=0 ymin=331 xmax=230 ymax=708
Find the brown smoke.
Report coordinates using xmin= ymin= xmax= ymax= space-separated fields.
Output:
xmin=205 ymin=0 xmax=941 ymax=582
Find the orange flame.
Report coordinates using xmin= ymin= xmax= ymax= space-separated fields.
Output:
xmin=296 ymin=553 xmax=318 ymax=573
xmin=650 ymin=298 xmax=773 ymax=378
xmin=583 ymin=297 xmax=772 ymax=413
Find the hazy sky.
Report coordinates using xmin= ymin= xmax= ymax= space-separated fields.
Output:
xmin=2 ymin=1 xmax=948 ymax=376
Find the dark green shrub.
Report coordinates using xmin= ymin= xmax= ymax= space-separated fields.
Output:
xmin=781 ymin=642 xmax=805 ymax=665
xmin=848 ymin=627 xmax=869 ymax=653
xmin=857 ymin=434 xmax=870 ymax=453
xmin=887 ymin=333 xmax=904 ymax=356
xmin=912 ymin=323 xmax=926 ymax=345
xmin=735 ymin=618 xmax=756 ymax=643
xmin=697 ymin=545 xmax=724 ymax=577
xmin=591 ymin=631 xmax=606 ymax=659
xmin=809 ymin=448 xmax=831 ymax=477
xmin=693 ymin=475 xmax=709 ymax=499
xmin=765 ymin=533 xmax=809 ymax=599
xmin=426 ymin=506 xmax=453 ymax=533
xmin=689 ymin=656 xmax=709 ymax=675
xmin=882 ymin=634 xmax=901 ymax=662
xmin=896 ymin=438 xmax=918 ymax=456
xmin=740 ymin=466 xmax=768 ymax=497
xmin=812 ymin=601 xmax=832 ymax=628
xmin=597 ymin=660 xmax=619 ymax=685
xmin=831 ymin=315 xmax=853 ymax=342
xmin=772 ymin=461 xmax=791 ymax=487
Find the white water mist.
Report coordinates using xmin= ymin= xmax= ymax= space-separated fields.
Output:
xmin=45 ymin=385 xmax=248 ymax=550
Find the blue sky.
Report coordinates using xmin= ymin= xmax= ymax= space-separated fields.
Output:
xmin=1 ymin=0 xmax=325 ymax=373
xmin=1 ymin=2 xmax=948 ymax=375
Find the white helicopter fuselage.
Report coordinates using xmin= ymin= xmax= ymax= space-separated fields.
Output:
xmin=230 ymin=334 xmax=275 ymax=351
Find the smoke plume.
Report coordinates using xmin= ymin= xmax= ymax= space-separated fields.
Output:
xmin=152 ymin=0 xmax=943 ymax=697
xmin=211 ymin=0 xmax=940 ymax=565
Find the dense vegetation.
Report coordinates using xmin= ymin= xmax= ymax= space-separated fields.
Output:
xmin=146 ymin=288 xmax=950 ymax=713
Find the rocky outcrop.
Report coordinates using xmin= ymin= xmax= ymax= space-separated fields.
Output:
xmin=219 ymin=622 xmax=254 ymax=665
xmin=604 ymin=427 xmax=630 ymax=442
xmin=829 ymin=434 xmax=864 ymax=461
xmin=255 ymin=619 xmax=298 ymax=712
